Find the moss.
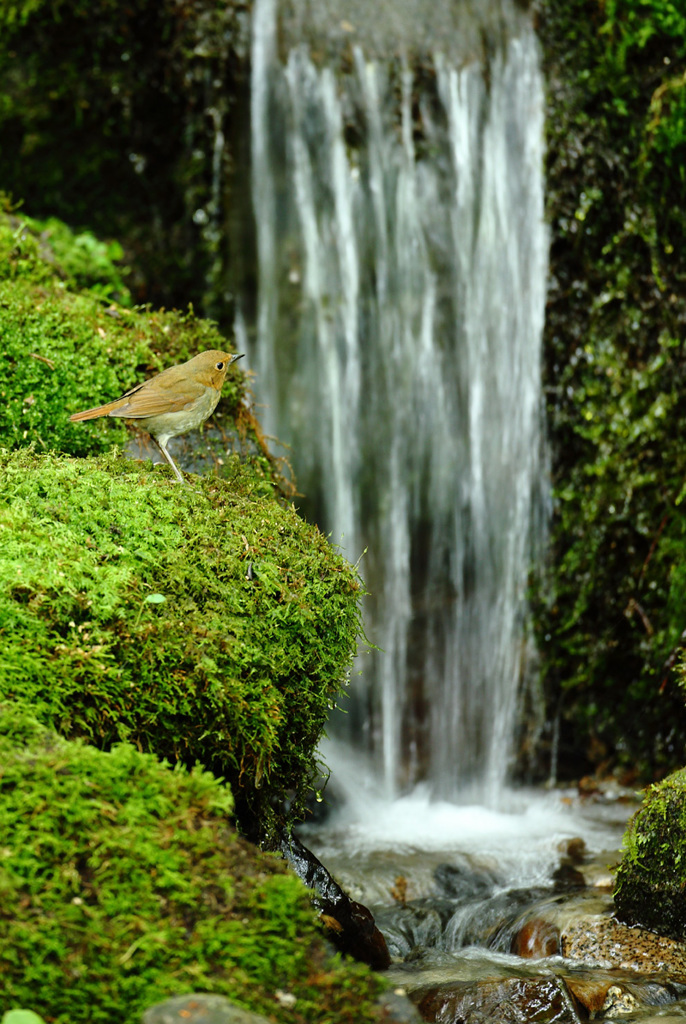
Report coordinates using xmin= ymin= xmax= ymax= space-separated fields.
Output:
xmin=532 ymin=0 xmax=686 ymax=780
xmin=0 ymin=704 xmax=386 ymax=1023
xmin=0 ymin=0 xmax=251 ymax=308
xmin=0 ymin=207 xmax=292 ymax=492
xmin=0 ymin=201 xmax=132 ymax=301
xmin=0 ymin=208 xmax=252 ymax=461
xmin=614 ymin=767 xmax=686 ymax=941
xmin=0 ymin=448 xmax=362 ymax=838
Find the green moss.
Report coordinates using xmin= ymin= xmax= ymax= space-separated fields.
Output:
xmin=614 ymin=767 xmax=686 ymax=940
xmin=0 ymin=448 xmax=362 ymax=837
xmin=16 ymin=212 xmax=132 ymax=302
xmin=0 ymin=208 xmax=263 ymax=478
xmin=0 ymin=203 xmax=131 ymax=299
xmin=0 ymin=705 xmax=386 ymax=1023
xmin=0 ymin=0 xmax=251 ymax=309
xmin=533 ymin=0 xmax=686 ymax=779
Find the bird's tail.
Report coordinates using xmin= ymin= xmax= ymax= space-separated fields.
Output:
xmin=69 ymin=401 xmax=121 ymax=422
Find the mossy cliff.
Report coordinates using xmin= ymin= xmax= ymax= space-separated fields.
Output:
xmin=0 ymin=208 xmax=262 ymax=471
xmin=0 ymin=706 xmax=385 ymax=1024
xmin=535 ymin=0 xmax=686 ymax=779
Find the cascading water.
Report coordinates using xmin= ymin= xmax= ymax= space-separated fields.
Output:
xmin=246 ymin=0 xmax=549 ymax=805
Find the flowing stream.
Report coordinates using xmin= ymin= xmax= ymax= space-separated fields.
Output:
xmin=246 ymin=0 xmax=549 ymax=805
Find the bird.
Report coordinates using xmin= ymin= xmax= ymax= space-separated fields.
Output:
xmin=70 ymin=349 xmax=244 ymax=484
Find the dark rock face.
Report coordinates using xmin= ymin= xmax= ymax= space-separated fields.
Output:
xmin=433 ymin=861 xmax=500 ymax=901
xmin=533 ymin=0 xmax=686 ymax=783
xmin=614 ymin=770 xmax=686 ymax=942
xmin=551 ymin=864 xmax=585 ymax=891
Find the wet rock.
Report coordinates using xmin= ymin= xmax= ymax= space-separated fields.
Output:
xmin=557 ymin=838 xmax=587 ymax=863
xmin=375 ymin=899 xmax=456 ymax=958
xmin=552 ymin=864 xmax=586 ymax=890
xmin=565 ymin=976 xmax=612 ymax=1016
xmin=433 ymin=859 xmax=499 ymax=901
xmin=445 ymin=888 xmax=553 ymax=951
xmin=561 ymin=917 xmax=686 ymax=979
xmin=582 ymin=853 xmax=620 ymax=891
xmin=566 ymin=979 xmax=647 ymax=1018
xmin=511 ymin=917 xmax=561 ymax=958
xmin=143 ymin=993 xmax=271 ymax=1024
xmin=378 ymin=988 xmax=424 ymax=1023
xmin=413 ymin=976 xmax=582 ymax=1024
xmin=281 ymin=833 xmax=391 ymax=970
xmin=601 ymin=985 xmax=638 ymax=1017
xmin=578 ymin=775 xmax=602 ymax=797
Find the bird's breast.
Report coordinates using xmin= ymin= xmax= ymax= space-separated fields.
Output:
xmin=138 ymin=386 xmax=222 ymax=441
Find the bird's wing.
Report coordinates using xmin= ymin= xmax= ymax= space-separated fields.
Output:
xmin=70 ymin=376 xmax=206 ymax=422
xmin=106 ymin=379 xmax=206 ymax=419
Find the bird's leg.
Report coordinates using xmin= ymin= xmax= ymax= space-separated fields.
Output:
xmin=155 ymin=437 xmax=186 ymax=485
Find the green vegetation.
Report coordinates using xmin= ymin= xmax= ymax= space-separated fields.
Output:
xmin=536 ymin=0 xmax=686 ymax=778
xmin=1 ymin=202 xmax=132 ymax=301
xmin=0 ymin=201 xmax=374 ymax=1016
xmin=0 ymin=203 xmax=358 ymax=838
xmin=0 ymin=705 xmax=385 ymax=1024
xmin=0 ymin=208 xmax=252 ymax=462
xmin=599 ymin=0 xmax=686 ymax=239
xmin=614 ymin=763 xmax=686 ymax=941
xmin=20 ymin=213 xmax=132 ymax=302
xmin=0 ymin=447 xmax=361 ymax=839
xmin=0 ymin=0 xmax=251 ymax=310
xmin=0 ymin=16 xmax=383 ymax=1016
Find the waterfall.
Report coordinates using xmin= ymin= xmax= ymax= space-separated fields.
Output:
xmin=247 ymin=0 xmax=549 ymax=805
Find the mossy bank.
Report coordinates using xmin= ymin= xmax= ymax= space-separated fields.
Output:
xmin=0 ymin=447 xmax=362 ymax=838
xmin=0 ymin=706 xmax=386 ymax=1024
xmin=0 ymin=207 xmax=378 ymax=1017
xmin=0 ymin=207 xmax=266 ymax=476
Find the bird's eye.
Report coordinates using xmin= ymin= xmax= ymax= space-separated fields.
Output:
xmin=215 ymin=361 xmax=225 ymax=370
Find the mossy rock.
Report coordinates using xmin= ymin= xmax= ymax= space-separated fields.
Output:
xmin=614 ymin=770 xmax=686 ymax=940
xmin=0 ymin=448 xmax=362 ymax=837
xmin=0 ymin=208 xmax=267 ymax=476
xmin=0 ymin=704 xmax=386 ymax=1024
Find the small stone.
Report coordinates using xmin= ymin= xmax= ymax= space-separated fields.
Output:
xmin=566 ymin=977 xmax=611 ymax=1015
xmin=552 ymin=863 xmax=586 ymax=890
xmin=378 ymin=989 xmax=423 ymax=1023
xmin=511 ymin=918 xmax=561 ymax=958
xmin=413 ymin=976 xmax=582 ymax=1024
xmin=558 ymin=837 xmax=587 ymax=863
xmin=142 ymin=993 xmax=272 ymax=1024
xmin=601 ymin=985 xmax=638 ymax=1017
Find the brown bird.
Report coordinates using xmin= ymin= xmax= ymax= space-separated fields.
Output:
xmin=70 ymin=349 xmax=244 ymax=484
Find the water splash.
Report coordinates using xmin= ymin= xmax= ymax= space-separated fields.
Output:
xmin=247 ymin=0 xmax=549 ymax=805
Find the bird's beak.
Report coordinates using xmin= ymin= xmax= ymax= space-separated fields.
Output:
xmin=231 ymin=353 xmax=245 ymax=363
